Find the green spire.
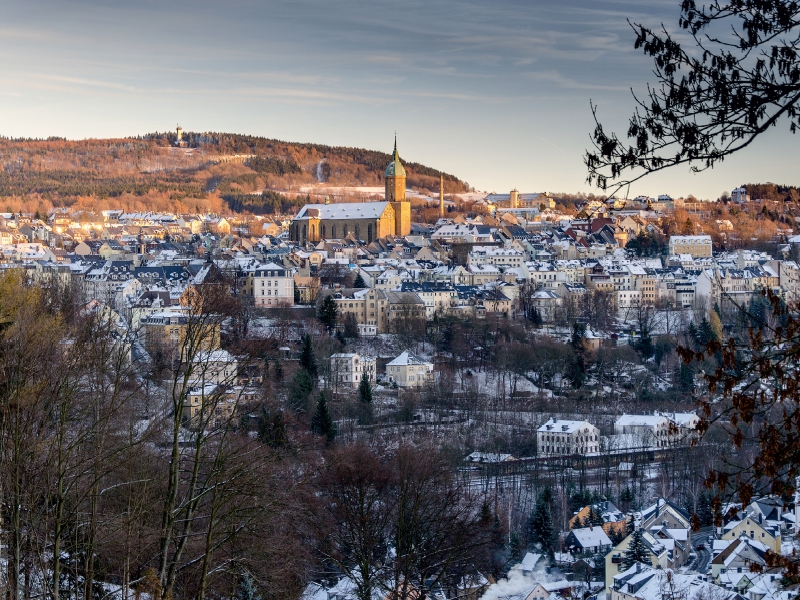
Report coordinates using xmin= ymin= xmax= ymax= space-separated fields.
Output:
xmin=385 ymin=135 xmax=406 ymax=178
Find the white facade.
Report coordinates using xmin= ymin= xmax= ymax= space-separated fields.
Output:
xmin=254 ymin=262 xmax=294 ymax=307
xmin=731 ymin=187 xmax=750 ymax=203
xmin=615 ymin=414 xmax=671 ymax=448
xmin=537 ymin=418 xmax=599 ymax=457
xmin=668 ymin=235 xmax=713 ymax=258
xmin=190 ymin=350 xmax=238 ymax=386
xmin=330 ymin=353 xmax=376 ymax=389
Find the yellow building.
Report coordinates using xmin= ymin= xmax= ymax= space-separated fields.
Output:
xmin=290 ymin=139 xmax=411 ymax=243
xmin=721 ymin=515 xmax=781 ymax=554
xmin=140 ymin=310 xmax=221 ymax=358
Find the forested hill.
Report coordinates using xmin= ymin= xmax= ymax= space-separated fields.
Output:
xmin=0 ymin=132 xmax=469 ymax=215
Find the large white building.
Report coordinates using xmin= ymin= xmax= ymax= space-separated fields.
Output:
xmin=537 ymin=418 xmax=599 ymax=457
xmin=253 ymin=262 xmax=294 ymax=307
xmin=668 ymin=235 xmax=713 ymax=258
xmin=330 ymin=353 xmax=376 ymax=389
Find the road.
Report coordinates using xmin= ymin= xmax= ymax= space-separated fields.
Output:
xmin=691 ymin=527 xmax=714 ymax=574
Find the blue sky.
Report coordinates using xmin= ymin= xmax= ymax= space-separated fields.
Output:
xmin=1 ymin=0 xmax=797 ymax=199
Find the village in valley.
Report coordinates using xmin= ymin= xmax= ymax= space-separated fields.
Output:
xmin=0 ymin=132 xmax=798 ymax=600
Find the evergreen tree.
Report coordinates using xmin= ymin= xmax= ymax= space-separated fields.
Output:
xmin=528 ymin=307 xmax=543 ymax=326
xmin=621 ymin=528 xmax=650 ymax=571
xmin=635 ymin=327 xmax=654 ymax=360
xmin=300 ymin=334 xmax=318 ymax=378
xmin=288 ymin=368 xmax=314 ymax=412
xmin=319 ymin=295 xmax=338 ymax=333
xmin=258 ymin=406 xmax=287 ymax=448
xmin=353 ymin=272 xmax=366 ymax=288
xmin=274 ymin=357 xmax=284 ymax=381
xmin=527 ymin=488 xmax=556 ymax=559
xmin=569 ymin=323 xmax=587 ymax=388
xmin=608 ymin=524 xmax=626 ymax=546
xmin=697 ymin=493 xmax=714 ymax=527
xmin=679 ymin=362 xmax=695 ymax=392
xmin=358 ymin=371 xmax=372 ymax=404
xmin=618 ymin=486 xmax=634 ymax=511
xmin=509 ymin=532 xmax=524 ymax=565
xmin=311 ymin=392 xmax=336 ymax=443
xmin=237 ymin=573 xmax=262 ymax=600
xmin=587 ymin=505 xmax=604 ymax=527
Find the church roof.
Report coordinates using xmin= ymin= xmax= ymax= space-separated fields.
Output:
xmin=293 ymin=202 xmax=391 ymax=221
xmin=384 ymin=138 xmax=406 ymax=178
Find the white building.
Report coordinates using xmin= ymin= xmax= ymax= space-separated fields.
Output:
xmin=537 ymin=418 xmax=599 ymax=457
xmin=668 ymin=235 xmax=713 ymax=258
xmin=731 ymin=187 xmax=750 ymax=203
xmin=385 ymin=351 xmax=434 ymax=388
xmin=253 ymin=262 xmax=294 ymax=307
xmin=189 ymin=349 xmax=238 ymax=386
xmin=330 ymin=353 xmax=376 ymax=389
xmin=615 ymin=414 xmax=671 ymax=448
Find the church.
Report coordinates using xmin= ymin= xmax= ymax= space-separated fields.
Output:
xmin=289 ymin=140 xmax=411 ymax=244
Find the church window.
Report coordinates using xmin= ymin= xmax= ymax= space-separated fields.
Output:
xmin=343 ymin=225 xmax=348 ymax=236
xmin=311 ymin=224 xmax=316 ymax=238
xmin=321 ymin=225 xmax=326 ymax=238
xmin=331 ymin=226 xmax=337 ymax=238
xmin=302 ymin=225 xmax=307 ymax=241
xmin=367 ymin=224 xmax=373 ymax=243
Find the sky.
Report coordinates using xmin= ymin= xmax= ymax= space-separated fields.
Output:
xmin=0 ymin=0 xmax=797 ymax=200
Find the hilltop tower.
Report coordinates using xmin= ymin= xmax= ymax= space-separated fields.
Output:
xmin=439 ymin=174 xmax=445 ymax=218
xmin=176 ymin=124 xmax=183 ymax=142
xmin=385 ymin=137 xmax=410 ymax=236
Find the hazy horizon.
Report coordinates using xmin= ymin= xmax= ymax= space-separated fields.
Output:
xmin=1 ymin=0 xmax=797 ymax=200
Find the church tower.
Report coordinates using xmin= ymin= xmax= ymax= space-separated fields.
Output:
xmin=385 ymin=137 xmax=410 ymax=236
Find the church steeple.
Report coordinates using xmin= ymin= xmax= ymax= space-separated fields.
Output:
xmin=384 ymin=136 xmax=410 ymax=236
xmin=385 ymin=136 xmax=406 ymax=179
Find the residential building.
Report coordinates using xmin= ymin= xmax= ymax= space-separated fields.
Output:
xmin=668 ymin=235 xmax=713 ymax=258
xmin=253 ymin=262 xmax=294 ymax=307
xmin=385 ymin=351 xmax=434 ymax=388
xmin=537 ymin=418 xmax=599 ymax=457
xmin=330 ymin=353 xmax=377 ymax=389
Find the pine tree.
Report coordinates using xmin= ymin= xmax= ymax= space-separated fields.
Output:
xmin=237 ymin=573 xmax=262 ymax=600
xmin=353 ymin=272 xmax=366 ymax=288
xmin=528 ymin=488 xmax=556 ymax=559
xmin=300 ymin=334 xmax=318 ymax=378
xmin=621 ymin=528 xmax=650 ymax=571
xmin=258 ymin=406 xmax=287 ymax=448
xmin=358 ymin=371 xmax=372 ymax=404
xmin=311 ymin=392 xmax=336 ymax=443
xmin=509 ymin=532 xmax=523 ymax=564
xmin=274 ymin=357 xmax=284 ymax=381
xmin=588 ymin=505 xmax=604 ymax=527
xmin=319 ymin=295 xmax=338 ymax=333
xmin=288 ymin=368 xmax=314 ymax=412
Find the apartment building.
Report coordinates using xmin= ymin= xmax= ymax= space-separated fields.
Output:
xmin=330 ymin=353 xmax=377 ymax=389
xmin=253 ymin=262 xmax=294 ymax=307
xmin=537 ymin=418 xmax=599 ymax=457
xmin=668 ymin=235 xmax=713 ymax=258
xmin=385 ymin=351 xmax=434 ymax=388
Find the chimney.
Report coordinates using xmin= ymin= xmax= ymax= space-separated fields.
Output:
xmin=439 ymin=175 xmax=445 ymax=219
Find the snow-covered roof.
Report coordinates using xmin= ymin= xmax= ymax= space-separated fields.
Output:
xmin=293 ymin=202 xmax=390 ymax=220
xmin=569 ymin=526 xmax=611 ymax=548
xmin=386 ymin=351 xmax=432 ymax=367
xmin=537 ymin=418 xmax=594 ymax=433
